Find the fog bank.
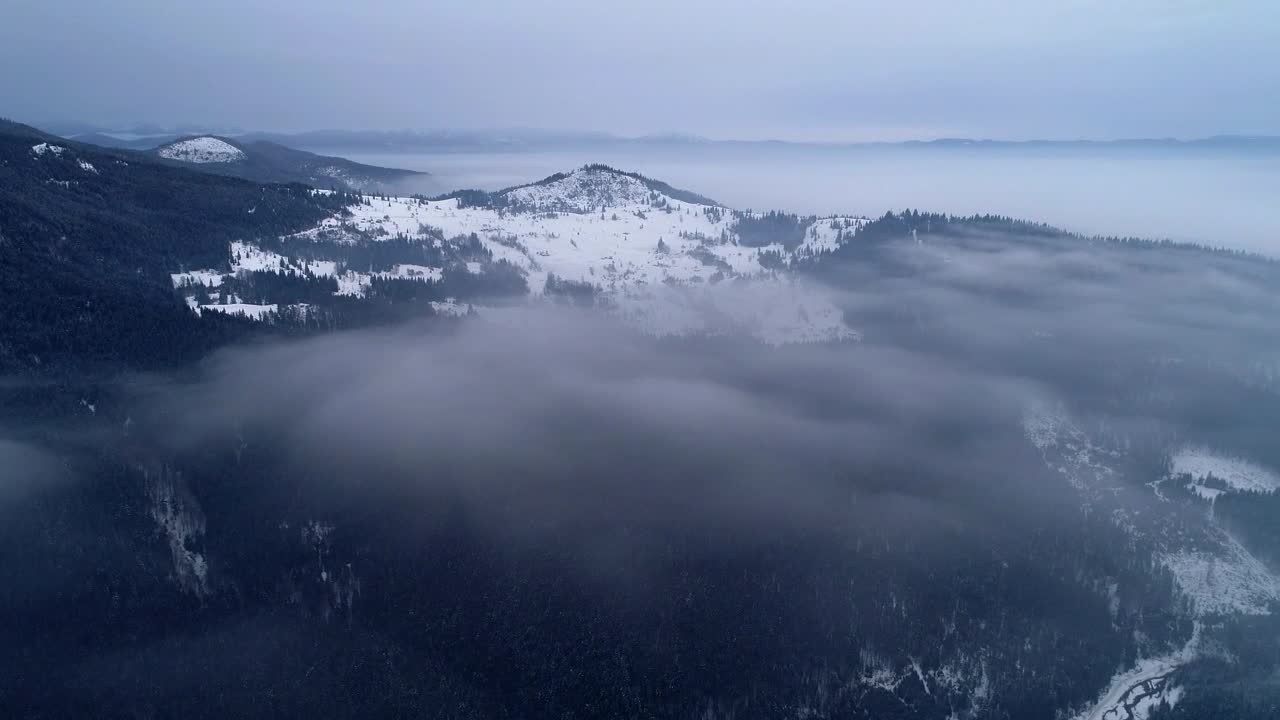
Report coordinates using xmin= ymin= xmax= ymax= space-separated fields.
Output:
xmin=346 ymin=145 xmax=1280 ymax=256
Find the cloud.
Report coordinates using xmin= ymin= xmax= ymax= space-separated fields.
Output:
xmin=128 ymin=224 xmax=1280 ymax=573
xmin=3 ymin=1 xmax=1276 ymax=139
xmin=140 ymin=301 xmax=1069 ymax=571
xmin=0 ymin=437 xmax=66 ymax=510
xmin=12 ymin=222 xmax=1280 ymax=714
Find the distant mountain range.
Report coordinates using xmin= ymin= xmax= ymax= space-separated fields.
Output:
xmin=51 ymin=122 xmax=1280 ymax=156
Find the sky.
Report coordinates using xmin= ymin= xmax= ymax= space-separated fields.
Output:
xmin=3 ymin=0 xmax=1278 ymax=141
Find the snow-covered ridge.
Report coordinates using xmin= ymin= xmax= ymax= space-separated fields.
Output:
xmin=158 ymin=136 xmax=246 ymax=164
xmin=171 ymin=165 xmax=870 ymax=344
xmin=502 ymin=166 xmax=691 ymax=213
xmin=493 ymin=164 xmax=718 ymax=209
xmin=30 ymin=143 xmax=98 ymax=174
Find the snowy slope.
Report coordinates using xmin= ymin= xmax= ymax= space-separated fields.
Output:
xmin=171 ymin=165 xmax=867 ymax=344
xmin=1170 ymin=446 xmax=1280 ymax=493
xmin=504 ymin=168 xmax=668 ymax=212
xmin=1025 ymin=402 xmax=1280 ymax=719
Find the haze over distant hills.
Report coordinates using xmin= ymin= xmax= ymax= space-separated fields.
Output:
xmin=42 ymin=120 xmax=1280 ymax=155
xmin=64 ymin=130 xmax=428 ymax=193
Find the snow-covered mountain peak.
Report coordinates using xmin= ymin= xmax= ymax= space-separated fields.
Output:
xmin=500 ymin=165 xmax=710 ymax=214
xmin=157 ymin=136 xmax=246 ymax=164
xmin=173 ymin=165 xmax=866 ymax=344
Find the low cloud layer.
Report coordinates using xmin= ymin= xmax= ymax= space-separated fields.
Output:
xmin=131 ymin=226 xmax=1280 ymax=572
xmin=9 ymin=224 xmax=1280 ymax=716
xmin=149 ymin=306 xmax=1051 ymax=562
xmin=377 ymin=146 xmax=1280 ymax=255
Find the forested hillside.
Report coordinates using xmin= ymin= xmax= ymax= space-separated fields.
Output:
xmin=0 ymin=120 xmax=354 ymax=371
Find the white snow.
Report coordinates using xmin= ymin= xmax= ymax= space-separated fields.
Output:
xmin=157 ymin=136 xmax=246 ymax=164
xmin=1073 ymin=625 xmax=1199 ymax=720
xmin=1026 ymin=404 xmax=1280 ymax=618
xmin=230 ymin=240 xmax=290 ymax=273
xmin=30 ymin=143 xmax=65 ymax=157
xmin=1160 ymin=539 xmax=1280 ymax=616
xmin=171 ymin=269 xmax=225 ymax=288
xmin=1186 ymin=484 xmax=1223 ymax=501
xmin=1170 ymin=446 xmax=1280 ymax=494
xmin=382 ymin=264 xmax=443 ymax=281
xmin=335 ymin=273 xmax=369 ymax=297
xmin=170 ymin=166 xmax=864 ymax=341
xmin=201 ymin=303 xmax=278 ymax=319
xmin=77 ymin=159 xmax=98 ymax=174
xmin=796 ymin=216 xmax=867 ymax=257
xmin=430 ymin=299 xmax=471 ymax=317
xmin=1026 ymin=402 xmax=1280 ymax=717
xmin=281 ymin=167 xmax=859 ymax=343
xmin=174 ymin=240 xmax=446 ymax=307
xmin=504 ymin=168 xmax=662 ymax=213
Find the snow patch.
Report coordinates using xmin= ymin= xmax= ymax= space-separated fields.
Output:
xmin=171 ymin=269 xmax=225 ymax=288
xmin=201 ymin=303 xmax=278 ymax=320
xmin=1170 ymin=446 xmax=1280 ymax=494
xmin=31 ymin=143 xmax=65 ymax=157
xmin=1160 ymin=539 xmax=1280 ymax=616
xmin=1072 ymin=625 xmax=1200 ymax=720
xmin=797 ymin=216 xmax=867 ymax=256
xmin=430 ymin=299 xmax=471 ymax=317
xmin=158 ymin=136 xmax=246 ymax=164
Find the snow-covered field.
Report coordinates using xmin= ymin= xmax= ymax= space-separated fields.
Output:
xmin=198 ymin=303 xmax=278 ymax=320
xmin=158 ymin=136 xmax=246 ymax=164
xmin=1170 ymin=446 xmax=1280 ymax=494
xmin=1160 ymin=541 xmax=1280 ymax=616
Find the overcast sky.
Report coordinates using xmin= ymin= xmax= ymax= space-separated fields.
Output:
xmin=3 ymin=0 xmax=1277 ymax=141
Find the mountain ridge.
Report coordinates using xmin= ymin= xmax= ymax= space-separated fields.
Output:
xmin=143 ymin=134 xmax=428 ymax=193
xmin=43 ymin=121 xmax=1280 ymax=155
